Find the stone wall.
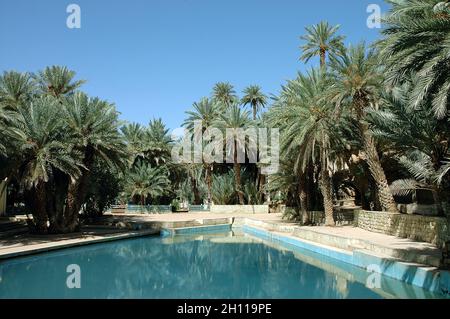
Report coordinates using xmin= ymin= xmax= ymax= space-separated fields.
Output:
xmin=354 ymin=210 xmax=450 ymax=248
xmin=210 ymin=205 xmax=269 ymax=214
xmin=284 ymin=207 xmax=355 ymax=226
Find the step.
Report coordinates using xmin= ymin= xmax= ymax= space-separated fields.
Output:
xmin=243 ymin=219 xmax=442 ymax=268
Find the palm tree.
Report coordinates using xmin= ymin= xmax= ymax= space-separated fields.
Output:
xmin=183 ymin=161 xmax=204 ymax=205
xmin=183 ymin=97 xmax=221 ymax=130
xmin=329 ymin=43 xmax=398 ymax=212
xmin=124 ymin=161 xmax=171 ymax=205
xmin=212 ymin=82 xmax=238 ymax=109
xmin=121 ymin=122 xmax=146 ymax=166
xmin=144 ymin=118 xmax=173 ymax=166
xmin=270 ymin=68 xmax=343 ymax=225
xmin=0 ymin=71 xmax=35 ymax=110
xmin=63 ymin=92 xmax=127 ymax=232
xmin=378 ymin=0 xmax=450 ymax=119
xmin=33 ymin=66 xmax=85 ymax=98
xmin=241 ymin=85 xmax=268 ymax=120
xmin=183 ymin=97 xmax=221 ymax=205
xmin=214 ymin=105 xmax=254 ymax=204
xmin=14 ymin=96 xmax=82 ymax=233
xmin=241 ymin=86 xmax=268 ymax=200
xmin=300 ymin=21 xmax=345 ymax=67
xmin=369 ymin=83 xmax=450 ymax=214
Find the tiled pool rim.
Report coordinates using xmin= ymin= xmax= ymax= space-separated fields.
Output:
xmin=160 ymin=221 xmax=450 ymax=296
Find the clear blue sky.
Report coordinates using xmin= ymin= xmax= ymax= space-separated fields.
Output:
xmin=0 ymin=0 xmax=389 ymax=130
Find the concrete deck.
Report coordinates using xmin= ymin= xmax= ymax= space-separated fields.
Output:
xmin=0 ymin=227 xmax=158 ymax=259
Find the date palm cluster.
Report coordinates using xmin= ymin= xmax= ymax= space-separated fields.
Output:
xmin=1 ymin=0 xmax=449 ymax=233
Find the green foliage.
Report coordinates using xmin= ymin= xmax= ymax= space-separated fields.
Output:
xmin=241 ymin=85 xmax=267 ymax=119
xmin=299 ymin=21 xmax=345 ymax=65
xmin=33 ymin=65 xmax=85 ymax=97
xmin=170 ymin=199 xmax=181 ymax=212
xmin=212 ymin=82 xmax=238 ymax=108
xmin=379 ymin=0 xmax=450 ymax=119
xmin=124 ymin=161 xmax=171 ymax=205
xmin=369 ymin=83 xmax=450 ymax=203
xmin=82 ymin=159 xmax=124 ymax=217
xmin=211 ymin=170 xmax=237 ymax=205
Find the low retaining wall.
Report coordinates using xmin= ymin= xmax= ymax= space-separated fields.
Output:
xmin=284 ymin=207 xmax=355 ymax=225
xmin=210 ymin=205 xmax=269 ymax=214
xmin=354 ymin=210 xmax=450 ymax=248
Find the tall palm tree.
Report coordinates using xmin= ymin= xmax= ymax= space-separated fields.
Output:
xmin=241 ymin=86 xmax=267 ymax=200
xmin=212 ymin=82 xmax=238 ymax=109
xmin=214 ymin=105 xmax=254 ymax=204
xmin=14 ymin=96 xmax=82 ymax=233
xmin=124 ymin=161 xmax=171 ymax=205
xmin=329 ymin=43 xmax=398 ymax=212
xmin=300 ymin=21 xmax=345 ymax=67
xmin=183 ymin=97 xmax=221 ymax=205
xmin=33 ymin=66 xmax=85 ymax=98
xmin=241 ymin=85 xmax=268 ymax=120
xmin=63 ymin=92 xmax=126 ymax=232
xmin=270 ymin=68 xmax=343 ymax=225
xmin=378 ymin=0 xmax=450 ymax=119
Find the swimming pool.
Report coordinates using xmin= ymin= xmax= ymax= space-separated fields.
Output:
xmin=0 ymin=229 xmax=445 ymax=299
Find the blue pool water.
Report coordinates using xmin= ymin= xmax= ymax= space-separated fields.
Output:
xmin=0 ymin=230 xmax=445 ymax=299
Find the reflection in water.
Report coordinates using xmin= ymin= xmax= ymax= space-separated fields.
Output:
xmin=0 ymin=232 xmax=444 ymax=299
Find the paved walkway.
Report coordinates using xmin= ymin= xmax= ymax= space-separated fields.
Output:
xmin=0 ymin=228 xmax=158 ymax=259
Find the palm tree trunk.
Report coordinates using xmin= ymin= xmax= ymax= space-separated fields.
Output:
xmin=319 ymin=145 xmax=334 ymax=226
xmin=320 ymin=48 xmax=326 ymax=67
xmin=360 ymin=125 xmax=398 ymax=212
xmin=64 ymin=148 xmax=95 ymax=233
xmin=253 ymin=104 xmax=257 ymax=120
xmin=432 ymin=188 xmax=444 ymax=216
xmin=355 ymin=97 xmax=398 ymax=213
xmin=234 ymin=140 xmax=245 ymax=205
xmin=319 ymin=163 xmax=334 ymax=226
xmin=258 ymin=173 xmax=266 ymax=203
xmin=64 ymin=179 xmax=81 ymax=233
xmin=191 ymin=176 xmax=201 ymax=205
xmin=298 ymin=172 xmax=309 ymax=225
xmin=32 ymin=181 xmax=48 ymax=234
xmin=206 ymin=164 xmax=212 ymax=205
xmin=307 ymin=163 xmax=319 ymax=211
